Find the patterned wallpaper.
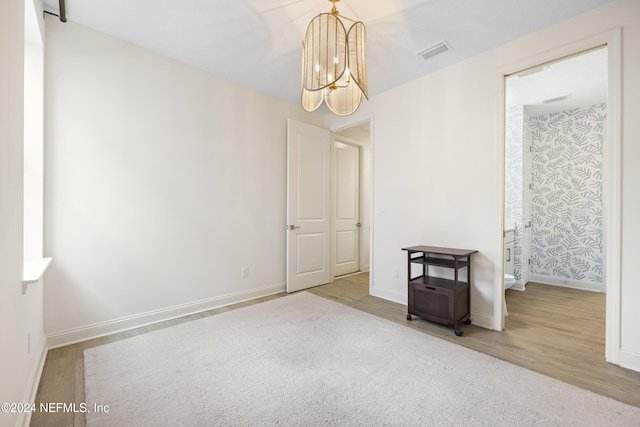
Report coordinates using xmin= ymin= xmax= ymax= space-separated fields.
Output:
xmin=529 ymin=104 xmax=605 ymax=285
xmin=505 ymin=103 xmax=606 ymax=289
xmin=505 ymin=106 xmax=524 ymax=284
xmin=505 ymin=106 xmax=523 ymax=226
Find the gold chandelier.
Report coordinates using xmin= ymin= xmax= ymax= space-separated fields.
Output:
xmin=301 ymin=0 xmax=368 ymax=116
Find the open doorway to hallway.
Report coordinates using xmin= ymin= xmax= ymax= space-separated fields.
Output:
xmin=332 ymin=121 xmax=371 ymax=279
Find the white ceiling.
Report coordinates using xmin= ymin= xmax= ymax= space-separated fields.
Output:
xmin=43 ymin=0 xmax=615 ymax=106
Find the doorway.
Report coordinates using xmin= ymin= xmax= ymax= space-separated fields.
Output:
xmin=499 ymin=29 xmax=622 ymax=365
xmin=286 ymin=119 xmax=372 ymax=292
xmin=332 ymin=122 xmax=371 ymax=279
xmin=505 ymin=47 xmax=608 ymax=293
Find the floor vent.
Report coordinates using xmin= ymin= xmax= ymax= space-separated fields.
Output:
xmin=417 ymin=40 xmax=451 ymax=60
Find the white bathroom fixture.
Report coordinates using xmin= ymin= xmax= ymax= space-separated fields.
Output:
xmin=504 ymin=273 xmax=516 ymax=289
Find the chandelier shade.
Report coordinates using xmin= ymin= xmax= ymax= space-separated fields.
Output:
xmin=301 ymin=1 xmax=368 ymax=116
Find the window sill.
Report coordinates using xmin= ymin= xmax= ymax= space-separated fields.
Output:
xmin=22 ymin=257 xmax=52 ymax=294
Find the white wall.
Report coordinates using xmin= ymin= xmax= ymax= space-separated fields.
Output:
xmin=1 ymin=1 xmax=47 ymax=426
xmin=43 ymin=18 xmax=325 ymax=346
xmin=327 ymin=0 xmax=640 ymax=370
xmin=329 ymin=55 xmax=499 ymax=329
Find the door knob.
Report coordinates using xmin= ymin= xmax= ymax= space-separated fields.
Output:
xmin=287 ymin=224 xmax=300 ymax=230
xmin=356 ymin=222 xmax=361 ymax=227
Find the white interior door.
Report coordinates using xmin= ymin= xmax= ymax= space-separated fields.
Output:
xmin=332 ymin=140 xmax=360 ymax=277
xmin=286 ymin=119 xmax=331 ymax=292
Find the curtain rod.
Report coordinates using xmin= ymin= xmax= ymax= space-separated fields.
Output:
xmin=59 ymin=0 xmax=67 ymax=22
xmin=44 ymin=0 xmax=67 ymax=22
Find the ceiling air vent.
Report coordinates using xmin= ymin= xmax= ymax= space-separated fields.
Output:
xmin=417 ymin=40 xmax=451 ymax=60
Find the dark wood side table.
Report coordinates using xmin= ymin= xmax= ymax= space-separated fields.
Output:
xmin=402 ymin=245 xmax=478 ymax=336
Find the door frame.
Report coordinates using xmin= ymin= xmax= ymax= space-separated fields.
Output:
xmin=331 ymin=136 xmax=363 ymax=279
xmin=520 ymin=116 xmax=532 ymax=289
xmin=329 ymin=116 xmax=374 ymax=292
xmin=496 ymin=29 xmax=622 ymax=364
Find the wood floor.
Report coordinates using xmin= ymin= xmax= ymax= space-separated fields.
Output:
xmin=31 ymin=272 xmax=640 ymax=426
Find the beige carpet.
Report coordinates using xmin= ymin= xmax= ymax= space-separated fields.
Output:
xmin=84 ymin=292 xmax=640 ymax=426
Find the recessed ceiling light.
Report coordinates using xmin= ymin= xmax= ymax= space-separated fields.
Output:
xmin=543 ymin=94 xmax=571 ymax=104
xmin=514 ymin=66 xmax=549 ymax=78
xmin=417 ymin=40 xmax=451 ymax=60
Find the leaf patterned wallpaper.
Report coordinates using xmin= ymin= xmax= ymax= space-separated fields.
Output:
xmin=505 ymin=106 xmax=523 ymax=228
xmin=505 ymin=106 xmax=525 ymax=287
xmin=505 ymin=103 xmax=606 ymax=291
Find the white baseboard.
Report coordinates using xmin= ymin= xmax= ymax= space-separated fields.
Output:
xmin=619 ymin=348 xmax=640 ymax=373
xmin=370 ymin=286 xmax=405 ymax=306
xmin=510 ymin=281 xmax=526 ymax=291
xmin=530 ymin=274 xmax=604 ymax=292
xmin=46 ymin=283 xmax=285 ymax=349
xmin=18 ymin=335 xmax=47 ymax=427
xmin=469 ymin=311 xmax=493 ymax=330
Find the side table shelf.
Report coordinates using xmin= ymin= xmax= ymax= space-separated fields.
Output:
xmin=402 ymin=245 xmax=478 ymax=336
